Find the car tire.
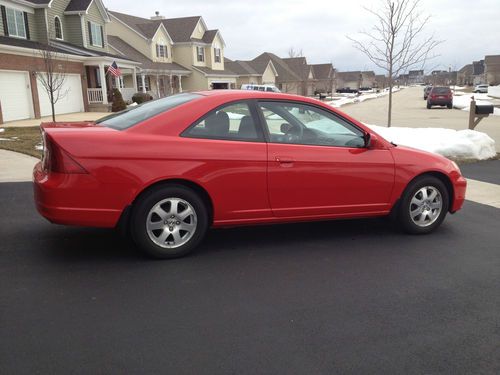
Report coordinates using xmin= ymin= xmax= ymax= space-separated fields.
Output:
xmin=447 ymin=103 xmax=453 ymax=109
xmin=130 ymin=184 xmax=209 ymax=259
xmin=397 ymin=175 xmax=449 ymax=234
xmin=426 ymin=103 xmax=431 ymax=109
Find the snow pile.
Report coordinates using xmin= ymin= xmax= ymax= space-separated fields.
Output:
xmin=367 ymin=124 xmax=497 ymax=160
xmin=327 ymin=87 xmax=401 ymax=108
xmin=0 ymin=128 xmax=5 ymax=133
xmin=487 ymin=85 xmax=500 ymax=99
xmin=453 ymin=92 xmax=500 ymax=116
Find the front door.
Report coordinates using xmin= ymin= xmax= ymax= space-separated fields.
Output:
xmin=257 ymin=101 xmax=395 ymax=218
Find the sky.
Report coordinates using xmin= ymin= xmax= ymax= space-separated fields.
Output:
xmin=105 ymin=0 xmax=500 ymax=74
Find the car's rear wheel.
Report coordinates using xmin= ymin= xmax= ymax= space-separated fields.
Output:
xmin=130 ymin=185 xmax=209 ymax=259
xmin=447 ymin=103 xmax=453 ymax=109
xmin=427 ymin=103 xmax=431 ymax=109
xmin=398 ymin=175 xmax=449 ymax=234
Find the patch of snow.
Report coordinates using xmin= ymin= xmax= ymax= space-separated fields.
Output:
xmin=326 ymin=87 xmax=402 ymax=108
xmin=453 ymin=92 xmax=499 ymax=116
xmin=367 ymin=124 xmax=496 ymax=161
xmin=0 ymin=128 xmax=5 ymax=133
xmin=0 ymin=137 xmax=13 ymax=141
xmin=488 ymin=85 xmax=500 ymax=99
xmin=35 ymin=143 xmax=44 ymax=151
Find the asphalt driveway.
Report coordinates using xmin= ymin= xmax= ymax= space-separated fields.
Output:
xmin=1 ymin=180 xmax=499 ymax=374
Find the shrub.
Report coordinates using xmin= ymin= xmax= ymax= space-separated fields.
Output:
xmin=132 ymin=92 xmax=153 ymax=104
xmin=111 ymin=88 xmax=127 ymax=112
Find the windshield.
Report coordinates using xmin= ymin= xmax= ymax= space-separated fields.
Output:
xmin=432 ymin=87 xmax=450 ymax=94
xmin=97 ymin=93 xmax=201 ymax=130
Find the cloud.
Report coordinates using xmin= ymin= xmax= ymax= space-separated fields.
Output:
xmin=105 ymin=0 xmax=500 ymax=73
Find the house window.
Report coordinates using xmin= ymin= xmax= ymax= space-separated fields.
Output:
xmin=54 ymin=16 xmax=63 ymax=40
xmin=88 ymin=21 xmax=103 ymax=47
xmin=214 ymin=48 xmax=221 ymax=63
xmin=156 ymin=44 xmax=167 ymax=59
xmin=137 ymin=75 xmax=151 ymax=91
xmin=5 ymin=8 xmax=26 ymax=38
xmin=196 ymin=46 xmax=205 ymax=62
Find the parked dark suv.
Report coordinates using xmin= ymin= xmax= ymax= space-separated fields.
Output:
xmin=427 ymin=87 xmax=453 ymax=109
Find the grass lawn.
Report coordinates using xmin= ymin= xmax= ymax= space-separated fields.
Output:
xmin=0 ymin=126 xmax=42 ymax=159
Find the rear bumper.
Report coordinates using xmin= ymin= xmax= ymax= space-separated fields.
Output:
xmin=33 ymin=162 xmax=122 ymax=228
xmin=451 ymin=174 xmax=467 ymax=212
xmin=428 ymin=100 xmax=452 ymax=105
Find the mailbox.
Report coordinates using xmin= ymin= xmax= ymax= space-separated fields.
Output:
xmin=475 ymin=105 xmax=494 ymax=115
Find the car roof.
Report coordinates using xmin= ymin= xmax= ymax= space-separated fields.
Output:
xmin=193 ymin=90 xmax=318 ymax=102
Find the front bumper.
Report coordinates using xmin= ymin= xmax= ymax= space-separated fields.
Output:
xmin=451 ymin=174 xmax=467 ymax=212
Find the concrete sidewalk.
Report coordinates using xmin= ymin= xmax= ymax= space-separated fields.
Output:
xmin=0 ymin=149 xmax=39 ymax=182
xmin=1 ymin=112 xmax=109 ymax=128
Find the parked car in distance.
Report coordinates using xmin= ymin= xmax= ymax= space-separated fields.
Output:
xmin=336 ymin=87 xmax=360 ymax=94
xmin=33 ymin=91 xmax=466 ymax=259
xmin=241 ymin=84 xmax=280 ymax=92
xmin=474 ymin=84 xmax=489 ymax=93
xmin=427 ymin=86 xmax=453 ymax=109
xmin=423 ymin=85 xmax=433 ymax=100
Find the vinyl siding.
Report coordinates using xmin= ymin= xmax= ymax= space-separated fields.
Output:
xmin=83 ymin=2 xmax=107 ymax=52
xmin=107 ymin=16 xmax=151 ymax=57
xmin=65 ymin=15 xmax=83 ymax=46
xmin=0 ymin=7 xmax=41 ymax=41
xmin=0 ymin=9 xmax=3 ymax=36
xmin=33 ymin=9 xmax=48 ymax=42
xmin=47 ymin=0 xmax=70 ymax=40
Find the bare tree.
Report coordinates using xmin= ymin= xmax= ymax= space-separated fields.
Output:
xmin=347 ymin=0 xmax=442 ymax=127
xmin=36 ymin=42 xmax=68 ymax=122
xmin=287 ymin=47 xmax=303 ymax=58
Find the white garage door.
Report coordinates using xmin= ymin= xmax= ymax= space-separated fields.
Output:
xmin=0 ymin=71 xmax=33 ymax=122
xmin=37 ymin=73 xmax=84 ymax=117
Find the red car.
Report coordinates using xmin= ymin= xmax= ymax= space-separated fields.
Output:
xmin=33 ymin=91 xmax=467 ymax=258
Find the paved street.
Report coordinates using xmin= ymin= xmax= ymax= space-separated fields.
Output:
xmin=341 ymin=86 xmax=500 ymax=152
xmin=1 ymin=161 xmax=499 ymax=374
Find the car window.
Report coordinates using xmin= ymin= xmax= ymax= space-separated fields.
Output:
xmin=258 ymin=101 xmax=366 ymax=148
xmin=183 ymin=102 xmax=263 ymax=141
xmin=432 ymin=87 xmax=450 ymax=94
xmin=97 ymin=93 xmax=201 ymax=130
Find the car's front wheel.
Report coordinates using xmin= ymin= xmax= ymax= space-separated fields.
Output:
xmin=130 ymin=185 xmax=209 ymax=259
xmin=398 ymin=176 xmax=449 ymax=234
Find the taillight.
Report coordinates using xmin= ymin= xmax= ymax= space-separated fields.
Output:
xmin=42 ymin=133 xmax=87 ymax=174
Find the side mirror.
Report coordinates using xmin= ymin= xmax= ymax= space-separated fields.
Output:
xmin=365 ymin=133 xmax=378 ymax=148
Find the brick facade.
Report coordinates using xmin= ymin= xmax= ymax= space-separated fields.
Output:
xmin=0 ymin=53 xmax=89 ymax=123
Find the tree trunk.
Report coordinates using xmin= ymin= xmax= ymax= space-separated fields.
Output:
xmin=50 ymin=90 xmax=56 ymax=122
xmin=387 ymin=80 xmax=393 ymax=128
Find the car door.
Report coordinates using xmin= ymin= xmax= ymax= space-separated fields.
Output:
xmin=257 ymin=100 xmax=395 ymax=218
xmin=181 ymin=100 xmax=271 ymax=223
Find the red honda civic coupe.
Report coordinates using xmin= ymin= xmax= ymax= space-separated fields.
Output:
xmin=33 ymin=91 xmax=466 ymax=258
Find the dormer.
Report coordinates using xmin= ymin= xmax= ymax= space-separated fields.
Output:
xmin=151 ymin=23 xmax=173 ymax=63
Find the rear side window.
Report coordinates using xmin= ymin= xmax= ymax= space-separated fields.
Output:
xmin=97 ymin=93 xmax=201 ymax=130
xmin=183 ymin=102 xmax=263 ymax=142
xmin=432 ymin=87 xmax=450 ymax=94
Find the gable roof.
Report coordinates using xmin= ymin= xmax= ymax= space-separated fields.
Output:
xmin=161 ymin=16 xmax=202 ymax=43
xmin=252 ymin=53 xmax=302 ymax=82
xmin=485 ymin=55 xmax=500 ymax=65
xmin=337 ymin=71 xmax=362 ymax=82
xmin=311 ymin=63 xmax=333 ymax=80
xmin=458 ymin=64 xmax=473 ymax=75
xmin=65 ymin=0 xmax=92 ymax=12
xmin=22 ymin=0 xmax=52 ymax=5
xmin=282 ymin=57 xmax=311 ymax=80
xmin=225 ymin=60 xmax=259 ymax=76
xmin=107 ymin=35 xmax=190 ymax=73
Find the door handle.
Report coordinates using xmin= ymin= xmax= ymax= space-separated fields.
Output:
xmin=275 ymin=156 xmax=294 ymax=164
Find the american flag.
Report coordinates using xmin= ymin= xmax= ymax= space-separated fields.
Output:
xmin=107 ymin=61 xmax=122 ymax=77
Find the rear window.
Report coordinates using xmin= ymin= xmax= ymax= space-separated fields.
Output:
xmin=96 ymin=93 xmax=201 ymax=130
xmin=432 ymin=87 xmax=451 ymax=94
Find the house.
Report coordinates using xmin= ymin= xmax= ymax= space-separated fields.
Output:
xmin=281 ymin=57 xmax=315 ymax=96
xmin=408 ymin=70 xmax=424 ymax=85
xmin=484 ymin=55 xmax=500 ymax=85
xmin=374 ymin=74 xmax=388 ymax=89
xmin=0 ymin=0 xmax=139 ymax=123
xmin=360 ymin=71 xmax=375 ymax=89
xmin=108 ymin=11 xmax=238 ymax=92
xmin=250 ymin=52 xmax=304 ymax=94
xmin=224 ymin=58 xmax=278 ymax=88
xmin=457 ymin=64 xmax=473 ymax=86
xmin=310 ymin=63 xmax=335 ymax=94
xmin=336 ymin=71 xmax=362 ymax=90
xmin=472 ymin=60 xmax=485 ymax=85
xmin=427 ymin=70 xmax=457 ymax=86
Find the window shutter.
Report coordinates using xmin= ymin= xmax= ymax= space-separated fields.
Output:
xmin=1 ymin=6 xmax=8 ymax=36
xmin=156 ymin=44 xmax=159 ymax=57
xmin=99 ymin=25 xmax=104 ymax=47
xmin=87 ymin=21 xmax=92 ymax=44
xmin=23 ymin=12 xmax=30 ymax=40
